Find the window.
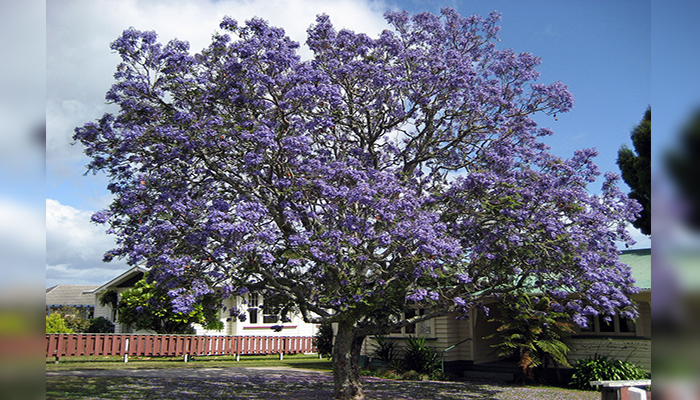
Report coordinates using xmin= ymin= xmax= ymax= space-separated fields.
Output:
xmin=263 ymin=314 xmax=279 ymax=324
xmin=390 ymin=309 xmax=433 ymax=336
xmin=248 ymin=293 xmax=259 ymax=324
xmin=578 ymin=315 xmax=637 ymax=336
xmin=248 ymin=293 xmax=259 ymax=307
xmin=248 ymin=308 xmax=258 ymax=324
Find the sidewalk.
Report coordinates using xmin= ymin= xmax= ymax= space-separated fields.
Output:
xmin=47 ymin=366 xmax=332 ymax=380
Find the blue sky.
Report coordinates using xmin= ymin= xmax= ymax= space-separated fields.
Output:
xmin=45 ymin=0 xmax=651 ymax=287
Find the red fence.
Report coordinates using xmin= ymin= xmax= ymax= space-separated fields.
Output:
xmin=46 ymin=334 xmax=316 ymax=360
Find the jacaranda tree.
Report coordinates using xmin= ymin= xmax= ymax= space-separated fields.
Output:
xmin=75 ymin=8 xmax=641 ymax=399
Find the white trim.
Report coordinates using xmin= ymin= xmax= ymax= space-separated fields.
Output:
xmin=82 ymin=266 xmax=149 ymax=294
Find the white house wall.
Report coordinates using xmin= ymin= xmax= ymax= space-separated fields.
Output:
xmin=95 ymin=290 xmax=318 ymax=336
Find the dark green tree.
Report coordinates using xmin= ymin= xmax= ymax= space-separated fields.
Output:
xmin=314 ymin=322 xmax=335 ymax=359
xmin=118 ymin=275 xmax=224 ymax=334
xmin=667 ymin=109 xmax=700 ymax=230
xmin=617 ymin=107 xmax=651 ymax=235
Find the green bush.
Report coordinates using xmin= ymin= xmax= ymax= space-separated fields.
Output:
xmin=87 ymin=317 xmax=115 ymax=333
xmin=403 ymin=336 xmax=441 ymax=376
xmin=46 ymin=313 xmax=73 ymax=333
xmin=47 ymin=306 xmax=91 ymax=333
xmin=371 ymin=336 xmax=400 ymax=366
xmin=313 ymin=322 xmax=334 ymax=358
xmin=570 ymin=354 xmax=648 ymax=390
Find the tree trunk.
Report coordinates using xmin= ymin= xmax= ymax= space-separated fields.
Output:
xmin=332 ymin=321 xmax=366 ymax=400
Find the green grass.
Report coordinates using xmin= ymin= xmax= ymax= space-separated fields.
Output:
xmin=46 ymin=353 xmax=332 ymax=372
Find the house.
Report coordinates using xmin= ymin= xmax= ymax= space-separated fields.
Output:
xmin=84 ymin=266 xmax=319 ymax=337
xmin=361 ymin=248 xmax=652 ymax=375
xmin=46 ymin=284 xmax=99 ymax=319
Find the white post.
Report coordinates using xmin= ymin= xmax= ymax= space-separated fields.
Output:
xmin=123 ymin=338 xmax=129 ymax=363
xmin=236 ymin=353 xmax=240 ymax=362
xmin=279 ymin=352 xmax=284 ymax=361
xmin=184 ymin=354 xmax=189 ymax=363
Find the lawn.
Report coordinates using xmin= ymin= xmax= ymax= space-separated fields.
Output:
xmin=46 ymin=353 xmax=333 ymax=372
xmin=46 ymin=354 xmax=599 ymax=399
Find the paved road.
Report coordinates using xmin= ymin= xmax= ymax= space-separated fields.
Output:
xmin=47 ymin=366 xmax=332 ymax=380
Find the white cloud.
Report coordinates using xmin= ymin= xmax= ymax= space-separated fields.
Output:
xmin=46 ymin=199 xmax=128 ymax=287
xmin=47 ymin=0 xmax=391 ymax=183
xmin=620 ymin=223 xmax=651 ymax=250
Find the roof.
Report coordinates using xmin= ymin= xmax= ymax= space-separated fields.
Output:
xmin=619 ymin=248 xmax=651 ymax=290
xmin=46 ymin=284 xmax=99 ymax=307
xmin=84 ymin=266 xmax=149 ymax=294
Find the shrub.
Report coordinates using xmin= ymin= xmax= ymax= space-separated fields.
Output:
xmin=401 ymin=370 xmax=423 ymax=381
xmin=403 ymin=336 xmax=441 ymax=376
xmin=371 ymin=336 xmax=400 ymax=366
xmin=314 ymin=322 xmax=334 ymax=358
xmin=46 ymin=313 xmax=73 ymax=333
xmin=87 ymin=317 xmax=115 ymax=333
xmin=570 ymin=354 xmax=648 ymax=390
xmin=47 ymin=306 xmax=91 ymax=333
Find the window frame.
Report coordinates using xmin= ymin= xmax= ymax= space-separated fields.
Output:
xmin=388 ymin=308 xmax=435 ymax=338
xmin=577 ymin=314 xmax=638 ymax=337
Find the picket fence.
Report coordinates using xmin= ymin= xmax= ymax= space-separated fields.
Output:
xmin=46 ymin=333 xmax=316 ymax=361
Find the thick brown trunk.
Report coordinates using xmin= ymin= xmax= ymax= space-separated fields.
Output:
xmin=332 ymin=321 xmax=366 ymax=400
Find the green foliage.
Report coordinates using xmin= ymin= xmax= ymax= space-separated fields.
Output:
xmin=87 ymin=316 xmax=115 ymax=333
xmin=371 ymin=336 xmax=400 ymax=366
xmin=570 ymin=354 xmax=648 ymax=390
xmin=46 ymin=313 xmax=74 ymax=333
xmin=402 ymin=336 xmax=441 ymax=376
xmin=486 ymin=293 xmax=574 ymax=381
xmin=617 ymin=107 xmax=650 ymax=235
xmin=48 ymin=306 xmax=90 ymax=332
xmin=313 ymin=322 xmax=334 ymax=358
xmin=118 ymin=275 xmax=223 ymax=334
xmin=99 ymin=290 xmax=119 ymax=309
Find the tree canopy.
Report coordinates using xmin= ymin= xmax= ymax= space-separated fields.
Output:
xmin=118 ymin=274 xmax=223 ymax=334
xmin=75 ymin=8 xmax=641 ymax=399
xmin=617 ymin=107 xmax=651 ymax=235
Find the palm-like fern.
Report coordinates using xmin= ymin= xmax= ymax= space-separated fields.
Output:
xmin=486 ymin=293 xmax=574 ymax=381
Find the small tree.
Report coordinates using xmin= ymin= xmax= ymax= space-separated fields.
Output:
xmin=314 ymin=322 xmax=334 ymax=359
xmin=486 ymin=293 xmax=574 ymax=382
xmin=118 ymin=275 xmax=223 ymax=334
xmin=46 ymin=313 xmax=73 ymax=334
